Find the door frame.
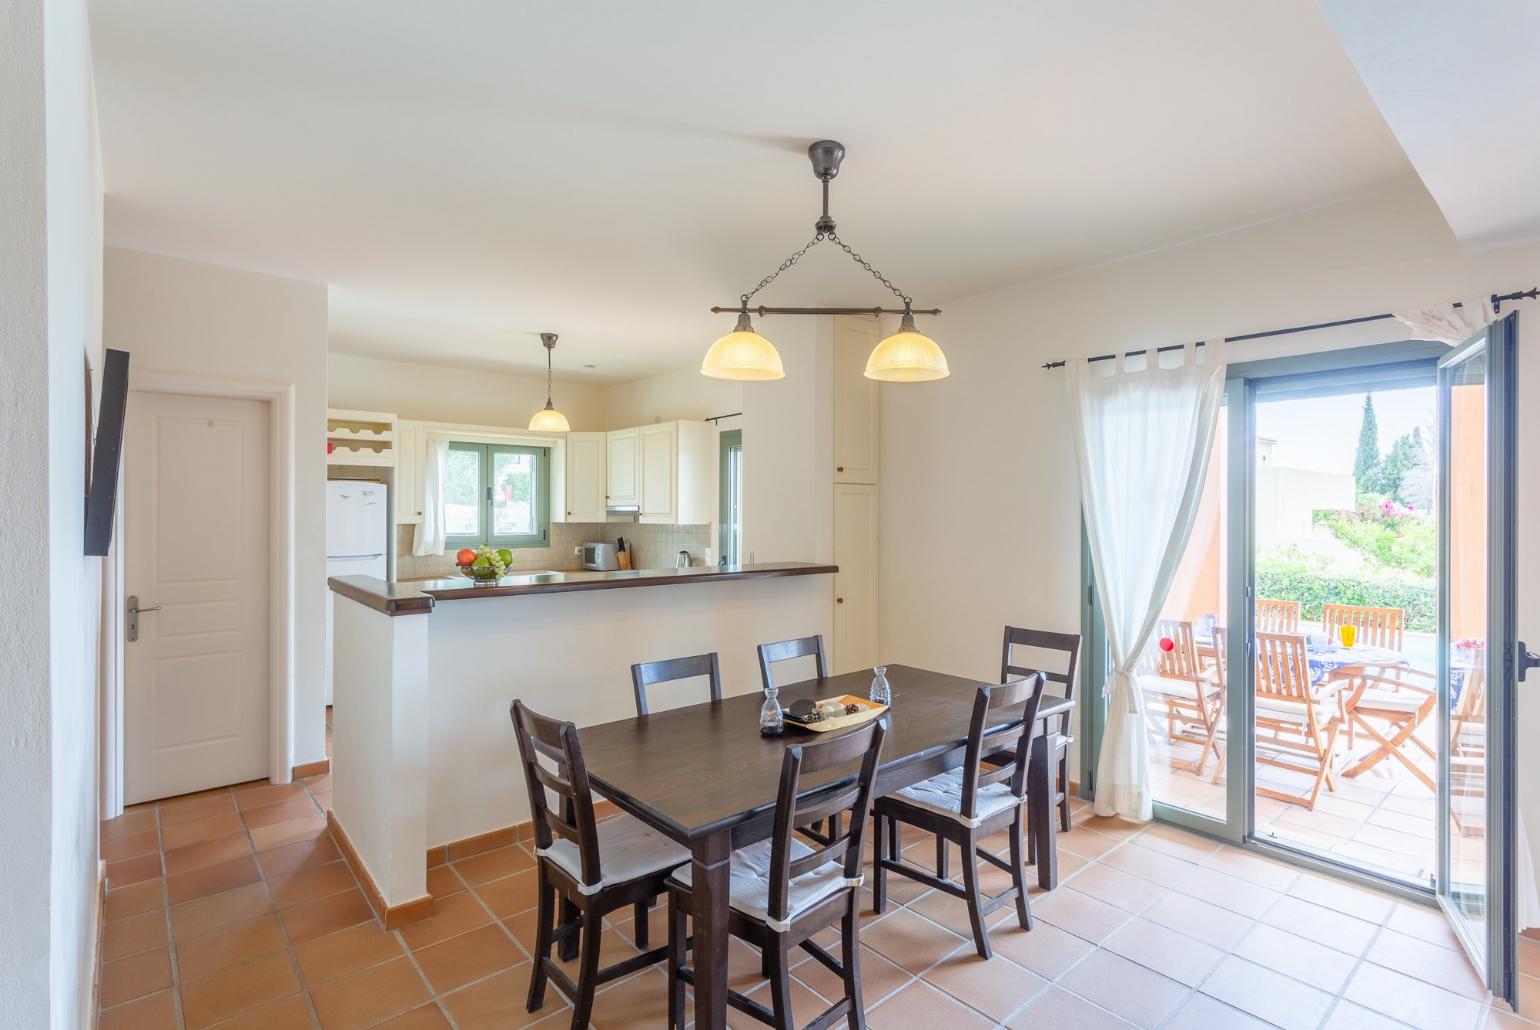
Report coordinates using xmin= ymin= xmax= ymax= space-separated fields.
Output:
xmin=1083 ymin=340 xmax=1454 ymax=899
xmin=102 ymin=368 xmax=296 ymax=818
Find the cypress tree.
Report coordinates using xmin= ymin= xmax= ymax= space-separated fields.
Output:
xmin=1354 ymin=393 xmax=1381 ymax=496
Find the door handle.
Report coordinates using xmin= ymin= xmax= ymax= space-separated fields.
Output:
xmin=1520 ymin=641 xmax=1540 ymax=683
xmin=126 ymin=595 xmax=161 ymax=642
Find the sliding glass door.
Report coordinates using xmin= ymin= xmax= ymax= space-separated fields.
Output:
xmin=1437 ymin=315 xmax=1519 ymax=1006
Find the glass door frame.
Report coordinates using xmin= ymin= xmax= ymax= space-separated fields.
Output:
xmin=1435 ymin=315 xmax=1519 ymax=1006
xmin=1084 ymin=340 xmax=1454 ymax=896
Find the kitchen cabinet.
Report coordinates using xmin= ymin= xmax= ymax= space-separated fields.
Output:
xmin=606 ymin=427 xmax=640 ymax=507
xmin=833 ymin=482 xmax=879 ymax=673
xmin=394 ymin=419 xmax=424 ymax=524
xmin=640 ymin=423 xmax=678 ymax=521
xmin=833 ymin=315 xmax=880 ymax=484
xmin=564 ymin=432 xmax=608 ymax=523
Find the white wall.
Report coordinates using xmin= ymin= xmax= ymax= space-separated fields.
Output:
xmin=1 ymin=0 xmax=104 ymax=1023
xmin=878 ymin=175 xmax=1540 ymax=903
xmin=740 ymin=318 xmax=834 ymax=565
xmin=329 ymin=351 xmax=609 ymax=430
xmin=104 ymin=247 xmax=331 ymax=770
xmin=601 ymin=364 xmax=742 ymax=430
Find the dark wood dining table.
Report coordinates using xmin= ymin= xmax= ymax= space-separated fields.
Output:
xmin=577 ymin=663 xmax=1069 ymax=1030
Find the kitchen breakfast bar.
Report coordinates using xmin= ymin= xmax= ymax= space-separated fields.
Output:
xmin=325 ymin=562 xmax=838 ymax=924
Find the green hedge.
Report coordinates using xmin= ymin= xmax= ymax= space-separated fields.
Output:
xmin=1254 ymin=559 xmax=1436 ymax=633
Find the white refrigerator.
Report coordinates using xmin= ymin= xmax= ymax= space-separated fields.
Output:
xmin=324 ymin=480 xmax=389 ymax=705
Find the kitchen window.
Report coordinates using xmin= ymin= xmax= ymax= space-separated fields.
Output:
xmin=443 ymin=442 xmax=550 ymax=549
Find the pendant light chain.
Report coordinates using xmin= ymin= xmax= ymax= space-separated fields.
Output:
xmin=739 ymin=231 xmax=912 ymax=308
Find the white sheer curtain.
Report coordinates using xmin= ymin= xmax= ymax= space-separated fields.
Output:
xmin=1066 ymin=341 xmax=1226 ymax=820
xmin=1393 ymin=297 xmax=1496 ymax=344
xmin=412 ymin=437 xmax=450 ymax=557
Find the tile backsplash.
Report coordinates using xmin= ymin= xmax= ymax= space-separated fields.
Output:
xmin=394 ymin=522 xmax=712 ymax=581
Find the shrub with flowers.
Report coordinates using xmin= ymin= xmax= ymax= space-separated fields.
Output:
xmin=1314 ymin=495 xmax=1436 ymax=579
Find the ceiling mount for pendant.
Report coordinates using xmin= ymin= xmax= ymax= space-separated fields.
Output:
xmin=700 ymin=140 xmax=948 ymax=383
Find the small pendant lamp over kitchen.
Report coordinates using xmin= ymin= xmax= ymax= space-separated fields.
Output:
xmin=703 ymin=140 xmax=947 ymax=382
xmin=528 ymin=333 xmax=571 ymax=432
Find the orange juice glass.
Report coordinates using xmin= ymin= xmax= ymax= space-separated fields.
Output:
xmin=1339 ymin=624 xmax=1357 ymax=649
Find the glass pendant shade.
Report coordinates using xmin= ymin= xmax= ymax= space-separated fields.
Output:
xmin=700 ymin=310 xmax=785 ymax=381
xmin=528 ymin=401 xmax=570 ymax=433
xmin=864 ymin=311 xmax=949 ymax=382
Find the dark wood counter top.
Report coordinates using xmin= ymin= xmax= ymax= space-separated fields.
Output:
xmin=328 ymin=562 xmax=838 ymax=616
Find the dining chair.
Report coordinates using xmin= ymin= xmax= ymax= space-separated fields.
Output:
xmin=1449 ymin=647 xmax=1487 ymax=836
xmin=1322 ymin=603 xmax=1405 ymax=651
xmin=1137 ymin=619 xmax=1224 ymax=777
xmin=757 ymin=635 xmax=829 ymax=692
xmin=872 ymin=674 xmax=1047 ymax=960
xmin=1339 ymin=664 xmax=1437 ymax=790
xmin=665 ymin=718 xmax=888 ymax=1030
xmin=511 ymin=700 xmax=690 ymax=1028
xmin=1253 ymin=632 xmax=1342 ymax=810
xmin=632 ymin=652 xmax=723 ymax=716
xmin=1254 ymin=598 xmax=1302 ymax=633
xmin=1208 ymin=627 xmax=1230 ymax=784
xmin=998 ymin=626 xmax=1080 ymax=835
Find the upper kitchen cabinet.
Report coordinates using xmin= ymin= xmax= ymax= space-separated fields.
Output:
xmin=606 ymin=427 xmax=640 ymax=507
xmin=833 ymin=315 xmax=880 ymax=483
xmin=394 ymin=420 xmax=424 ymax=525
xmin=637 ymin=420 xmax=713 ymax=525
xmin=565 ymin=431 xmax=608 ymax=523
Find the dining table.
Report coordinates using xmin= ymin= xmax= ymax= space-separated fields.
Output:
xmin=576 ymin=663 xmax=1066 ymax=1030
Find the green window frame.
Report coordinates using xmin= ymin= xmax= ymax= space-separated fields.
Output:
xmin=443 ymin=441 xmax=551 ymax=550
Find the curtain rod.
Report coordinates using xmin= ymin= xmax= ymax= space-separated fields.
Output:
xmin=1040 ymin=287 xmax=1538 ymax=370
xmin=704 ymin=412 xmax=742 ymax=423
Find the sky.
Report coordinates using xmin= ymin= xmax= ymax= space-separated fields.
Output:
xmin=1255 ymin=384 xmax=1435 ymax=475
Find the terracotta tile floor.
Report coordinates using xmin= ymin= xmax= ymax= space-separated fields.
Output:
xmin=98 ymin=782 xmax=1537 ymax=1028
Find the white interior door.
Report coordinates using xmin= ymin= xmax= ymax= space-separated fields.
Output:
xmin=124 ymin=390 xmax=271 ymax=803
xmin=833 ymin=482 xmax=879 ymax=674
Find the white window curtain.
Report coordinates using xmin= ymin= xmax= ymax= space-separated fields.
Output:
xmin=1066 ymin=341 xmax=1226 ymax=820
xmin=1393 ymin=297 xmax=1496 ymax=344
xmin=412 ymin=437 xmax=450 ymax=557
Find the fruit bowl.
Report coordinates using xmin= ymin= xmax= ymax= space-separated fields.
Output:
xmin=457 ymin=564 xmax=505 ymax=585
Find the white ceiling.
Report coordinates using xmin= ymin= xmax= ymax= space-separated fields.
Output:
xmin=91 ymin=1 xmax=1415 ymax=384
xmin=1320 ymin=0 xmax=1540 ymax=251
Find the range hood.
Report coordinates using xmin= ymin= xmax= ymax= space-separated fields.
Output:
xmin=606 ymin=503 xmax=640 ymax=517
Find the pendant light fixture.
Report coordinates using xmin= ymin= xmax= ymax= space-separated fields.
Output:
xmin=527 ymin=332 xmax=571 ymax=432
xmin=702 ymin=140 xmax=947 ymax=382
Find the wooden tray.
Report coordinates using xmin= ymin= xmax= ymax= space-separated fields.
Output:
xmin=785 ymin=695 xmax=887 ymax=733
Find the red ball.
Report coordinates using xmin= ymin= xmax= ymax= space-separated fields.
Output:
xmin=1158 ymin=637 xmax=1175 ymax=652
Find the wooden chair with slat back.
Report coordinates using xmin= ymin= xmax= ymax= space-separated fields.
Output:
xmin=757 ymin=635 xmax=829 ymax=693
xmin=1255 ymin=598 xmax=1302 ymax=633
xmin=1450 ymin=646 xmax=1487 ymax=836
xmin=998 ymin=627 xmax=1080 ymax=834
xmin=632 ymin=652 xmax=723 ymax=716
xmin=1137 ymin=619 xmax=1224 ymax=777
xmin=665 ymin=718 xmax=888 ymax=1030
xmin=1322 ymin=603 xmax=1405 ymax=651
xmin=1252 ymin=633 xmax=1341 ymax=811
xmin=511 ymin=701 xmax=689 ymax=1028
xmin=1208 ymin=627 xmax=1230 ymax=784
xmin=873 ymin=674 xmax=1048 ymax=960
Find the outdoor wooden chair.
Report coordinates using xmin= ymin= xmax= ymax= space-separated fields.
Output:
xmin=666 ymin=718 xmax=888 ymax=1030
xmin=1137 ymin=619 xmax=1224 ymax=777
xmin=873 ymin=675 xmax=1047 ymax=960
xmin=1449 ymin=647 xmax=1487 ymax=837
xmin=1322 ymin=603 xmax=1405 ymax=650
xmin=511 ymin=701 xmax=690 ymax=1028
xmin=1254 ymin=598 xmax=1301 ymax=633
xmin=1253 ymin=632 xmax=1343 ymax=810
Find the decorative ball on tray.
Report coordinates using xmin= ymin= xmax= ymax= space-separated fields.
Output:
xmin=456 ymin=546 xmax=516 ymax=585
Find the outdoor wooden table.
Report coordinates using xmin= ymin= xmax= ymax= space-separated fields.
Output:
xmin=577 ymin=663 xmax=1061 ymax=1030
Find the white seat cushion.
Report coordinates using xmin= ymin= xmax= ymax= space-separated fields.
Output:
xmin=1255 ymin=696 xmax=1335 ymax=727
xmin=1142 ymin=675 xmax=1210 ymax=698
xmin=1352 ymin=689 xmax=1429 ymax=715
xmin=889 ymin=767 xmax=1023 ymax=828
xmin=672 ymin=839 xmax=856 ymax=932
xmin=538 ymin=812 xmax=689 ymax=895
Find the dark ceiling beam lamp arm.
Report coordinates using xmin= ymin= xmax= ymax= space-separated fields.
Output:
xmin=700 ymin=140 xmax=950 ymax=382
xmin=1040 ymin=287 xmax=1540 ymax=370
